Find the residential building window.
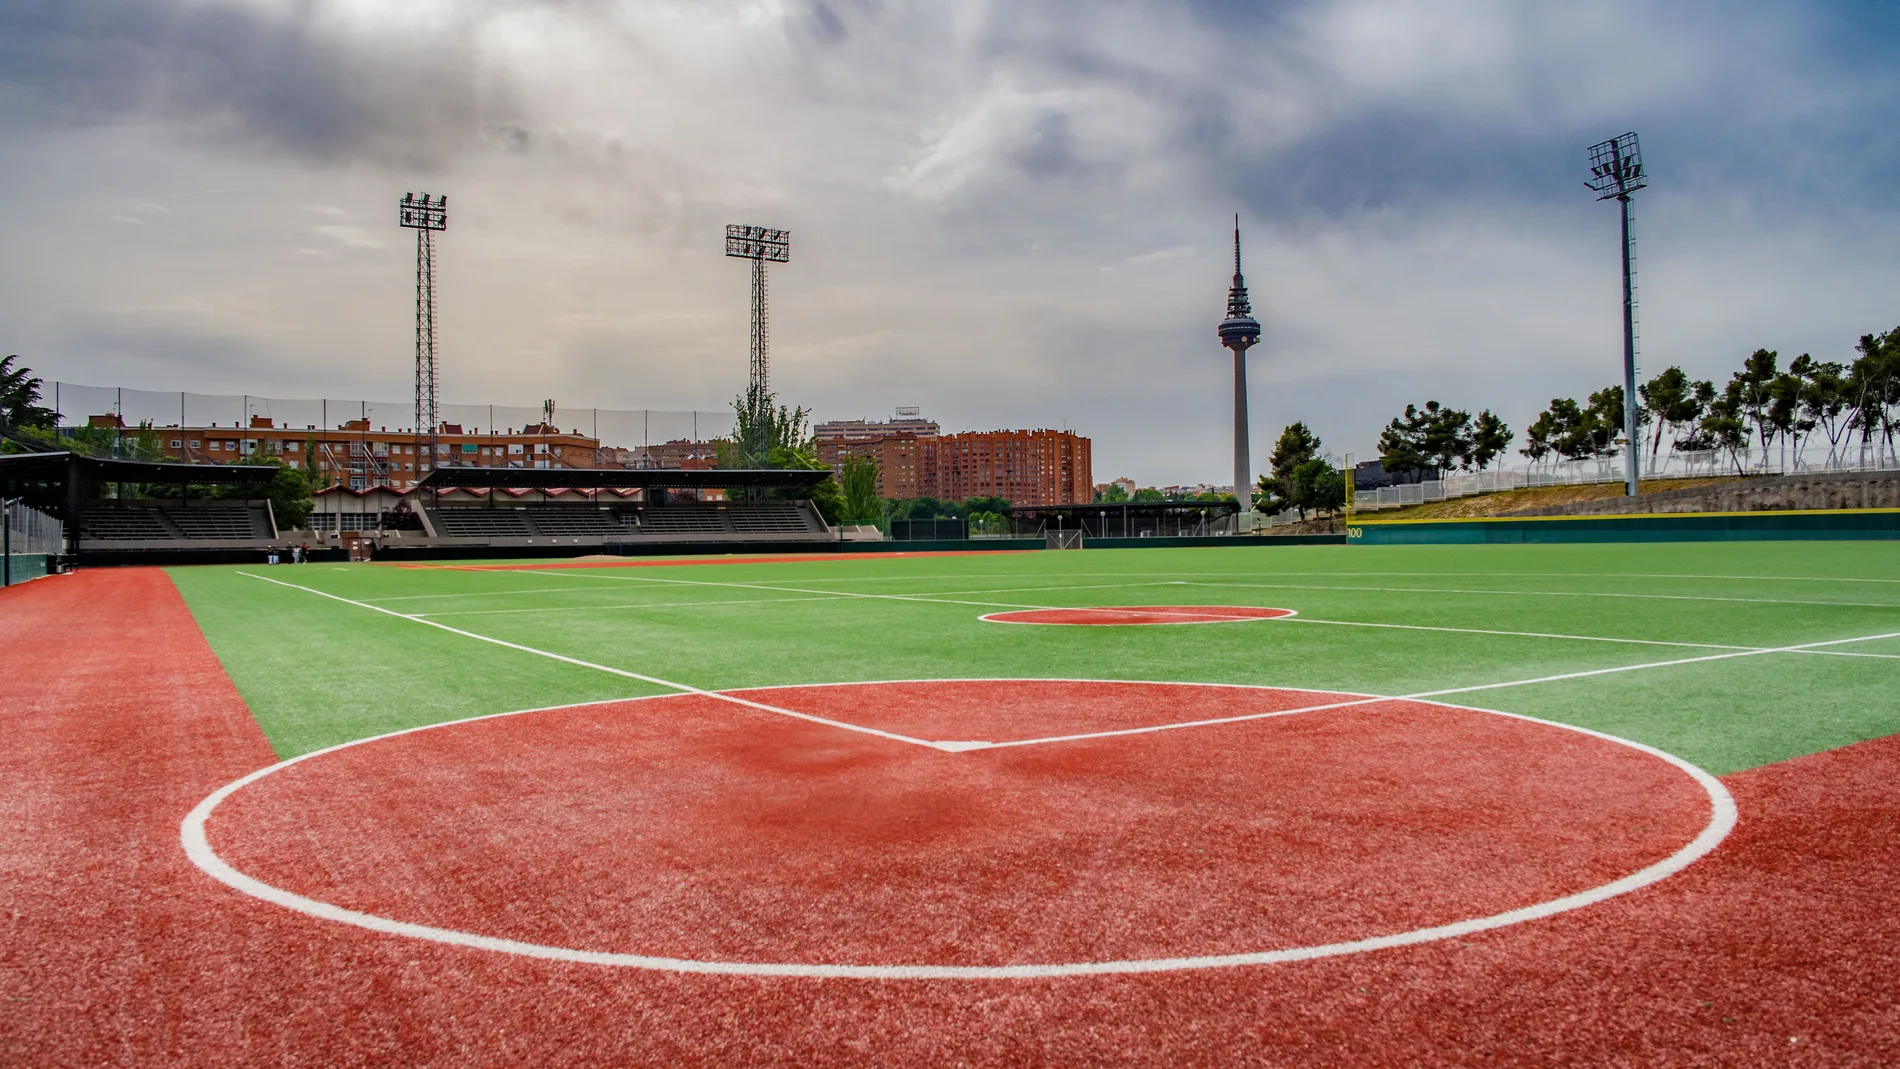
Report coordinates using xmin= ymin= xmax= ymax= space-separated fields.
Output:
xmin=189 ymin=440 xmax=201 ymax=449
xmin=508 ymin=444 xmax=524 ymax=455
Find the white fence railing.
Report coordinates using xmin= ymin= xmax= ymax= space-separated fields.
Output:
xmin=1352 ymin=448 xmax=1900 ymax=511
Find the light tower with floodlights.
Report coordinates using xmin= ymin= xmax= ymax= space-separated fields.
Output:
xmin=400 ymin=192 xmax=447 ymax=476
xmin=1217 ymin=216 xmax=1262 ymax=516
xmin=1586 ymin=132 xmax=1647 ymax=497
xmin=724 ymin=223 xmax=790 ymax=464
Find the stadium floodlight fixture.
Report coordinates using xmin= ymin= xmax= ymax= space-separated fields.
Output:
xmin=400 ymin=192 xmax=448 ymax=231
xmin=1586 ymin=133 xmax=1646 ymax=201
xmin=724 ymin=224 xmax=789 ymax=263
xmin=1586 ymin=133 xmax=1646 ymax=497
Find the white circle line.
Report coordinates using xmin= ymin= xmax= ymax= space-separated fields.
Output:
xmin=977 ymin=607 xmax=1300 ymax=626
xmin=180 ymin=679 xmax=1735 ymax=980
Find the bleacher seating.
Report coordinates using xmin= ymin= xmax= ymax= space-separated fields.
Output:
xmin=635 ymin=508 xmax=737 ymax=534
xmin=165 ymin=505 xmax=269 ymax=540
xmin=526 ymin=509 xmax=629 ymax=537
xmin=431 ymin=509 xmax=535 ymax=538
xmin=727 ymin=502 xmax=822 ymax=534
xmin=80 ymin=509 xmax=175 ymax=541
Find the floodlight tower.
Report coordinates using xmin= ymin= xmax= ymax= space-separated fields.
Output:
xmin=1586 ymin=133 xmax=1647 ymax=497
xmin=1217 ymin=215 xmax=1262 ymax=515
xmin=400 ymin=192 xmax=448 ymax=475
xmin=724 ymin=223 xmax=790 ymax=462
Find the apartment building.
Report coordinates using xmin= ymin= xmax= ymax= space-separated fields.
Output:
xmin=110 ymin=415 xmax=601 ymax=489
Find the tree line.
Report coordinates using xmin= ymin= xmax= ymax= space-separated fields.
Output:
xmin=1523 ymin=327 xmax=1900 ymax=473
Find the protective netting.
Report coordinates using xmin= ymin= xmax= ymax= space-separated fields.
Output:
xmin=42 ymin=381 xmax=734 ymax=448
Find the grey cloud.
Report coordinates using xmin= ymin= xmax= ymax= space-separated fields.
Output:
xmin=0 ymin=0 xmax=522 ymax=169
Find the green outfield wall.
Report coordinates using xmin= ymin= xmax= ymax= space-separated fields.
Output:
xmin=1348 ymin=508 xmax=1900 ymax=545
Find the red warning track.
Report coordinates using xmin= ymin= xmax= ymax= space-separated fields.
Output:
xmin=6 ymin=571 xmax=1899 ymax=1066
xmin=982 ymin=605 xmax=1296 ymax=625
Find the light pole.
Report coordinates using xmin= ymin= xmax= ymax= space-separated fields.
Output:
xmin=724 ymin=224 xmax=790 ymax=467
xmin=400 ymin=192 xmax=448 ymax=481
xmin=1586 ymin=133 xmax=1647 ymax=496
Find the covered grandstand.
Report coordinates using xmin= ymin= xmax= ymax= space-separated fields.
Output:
xmin=0 ymin=451 xmax=283 ymax=565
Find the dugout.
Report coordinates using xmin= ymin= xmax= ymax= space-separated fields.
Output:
xmin=1005 ymin=501 xmax=1242 ymax=541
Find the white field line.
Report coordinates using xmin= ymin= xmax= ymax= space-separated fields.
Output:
xmin=1284 ymin=617 xmax=1900 ymax=661
xmin=180 ymin=682 xmax=1737 ymax=980
xmin=234 ymin=572 xmax=946 ymax=752
xmin=411 ymin=581 xmax=1184 ymax=619
xmin=1176 ymin=579 xmax=1900 ymax=610
xmin=416 ymin=594 xmax=862 ymax=618
xmin=977 ymin=626 xmax=1900 ymax=750
xmin=363 ymin=586 xmax=621 ymax=603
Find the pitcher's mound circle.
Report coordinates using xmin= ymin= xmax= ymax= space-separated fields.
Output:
xmin=982 ymin=605 xmax=1296 ymax=625
xmin=184 ymin=679 xmax=1729 ymax=978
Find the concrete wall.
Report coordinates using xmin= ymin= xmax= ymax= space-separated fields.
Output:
xmin=1508 ymin=471 xmax=1900 ymax=517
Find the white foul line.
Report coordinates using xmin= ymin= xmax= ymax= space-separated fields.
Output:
xmin=1177 ymin=579 xmax=1900 ymax=610
xmin=234 ymin=572 xmax=945 ymax=752
xmin=1283 ymin=616 xmax=1900 ymax=661
xmin=977 ymin=626 xmax=1900 ymax=750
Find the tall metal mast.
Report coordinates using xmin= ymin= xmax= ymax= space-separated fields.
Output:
xmin=1217 ymin=215 xmax=1263 ymax=517
xmin=1587 ymin=133 xmax=1647 ymax=497
xmin=400 ymin=192 xmax=448 ymax=480
xmin=724 ymin=224 xmax=790 ymax=463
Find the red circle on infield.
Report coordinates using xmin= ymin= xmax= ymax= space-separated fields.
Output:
xmin=202 ymin=681 xmax=1711 ymax=970
xmin=983 ymin=605 xmax=1296 ymax=625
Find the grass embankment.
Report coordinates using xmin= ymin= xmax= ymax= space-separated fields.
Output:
xmin=1361 ymin=477 xmax=1741 ymax=520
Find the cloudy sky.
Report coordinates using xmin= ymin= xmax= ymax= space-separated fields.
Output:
xmin=2 ymin=0 xmax=1896 ymax=485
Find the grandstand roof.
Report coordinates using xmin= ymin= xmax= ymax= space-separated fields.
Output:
xmin=415 ymin=467 xmax=832 ymax=491
xmin=0 ymin=451 xmax=279 ymax=519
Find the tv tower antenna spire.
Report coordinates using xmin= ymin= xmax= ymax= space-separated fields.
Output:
xmin=1217 ymin=214 xmax=1262 ymax=518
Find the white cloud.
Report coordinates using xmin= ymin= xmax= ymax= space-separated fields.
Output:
xmin=311 ymin=224 xmax=385 ymax=249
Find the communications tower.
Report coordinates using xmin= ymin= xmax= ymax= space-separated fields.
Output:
xmin=1217 ymin=216 xmax=1262 ymax=515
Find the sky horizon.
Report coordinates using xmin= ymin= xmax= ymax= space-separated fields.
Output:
xmin=3 ymin=1 xmax=1896 ymax=486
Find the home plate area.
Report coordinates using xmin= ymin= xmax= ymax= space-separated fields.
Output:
xmin=196 ymin=680 xmax=1716 ymax=975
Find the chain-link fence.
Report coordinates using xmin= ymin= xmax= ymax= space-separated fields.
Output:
xmin=3 ymin=498 xmax=63 ymax=586
xmin=41 ymin=381 xmax=735 ymax=452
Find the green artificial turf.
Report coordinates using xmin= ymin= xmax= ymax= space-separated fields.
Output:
xmin=167 ymin=542 xmax=1900 ymax=773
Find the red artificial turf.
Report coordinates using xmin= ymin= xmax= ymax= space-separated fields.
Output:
xmin=982 ymin=605 xmax=1296 ymax=625
xmin=3 ymin=569 xmax=1896 ymax=1067
xmin=207 ymin=683 xmax=1707 ymax=966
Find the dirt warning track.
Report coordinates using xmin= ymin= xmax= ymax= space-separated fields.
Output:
xmin=4 ymin=569 xmax=1898 ymax=1066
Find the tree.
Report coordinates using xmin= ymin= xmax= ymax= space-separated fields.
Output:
xmin=0 ymin=355 xmax=56 ymax=432
xmin=1796 ymin=357 xmax=1850 ymax=467
xmin=1699 ymin=392 xmax=1748 ymax=475
xmin=1467 ymin=410 xmax=1511 ymax=470
xmin=1377 ymin=405 xmax=1432 ymax=482
xmin=1288 ymin=457 xmax=1340 ymax=520
xmin=1639 ymin=367 xmax=1710 ymax=465
xmin=1261 ymin=422 xmax=1321 ymax=512
xmin=1581 ymin=385 xmax=1637 ymax=459
xmin=1846 ymin=327 xmax=1899 ymax=465
xmin=1131 ymin=487 xmax=1166 ymax=503
xmin=1723 ymin=349 xmax=1781 ymax=467
xmin=1097 ymin=483 xmax=1130 ymax=503
xmin=838 ymin=454 xmax=879 ymax=525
